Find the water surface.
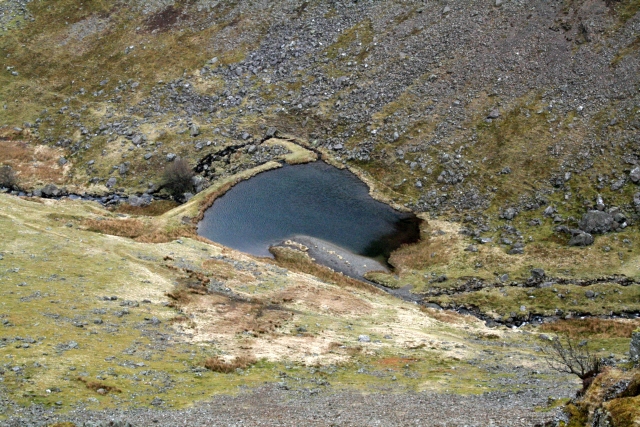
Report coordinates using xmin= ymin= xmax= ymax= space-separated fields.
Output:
xmin=197 ymin=162 xmax=421 ymax=261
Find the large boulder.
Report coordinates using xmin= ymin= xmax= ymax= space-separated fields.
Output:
xmin=40 ymin=184 xmax=60 ymax=198
xmin=630 ymin=167 xmax=640 ymax=184
xmin=579 ymin=210 xmax=613 ymax=234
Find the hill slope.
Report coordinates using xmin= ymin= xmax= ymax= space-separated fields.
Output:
xmin=0 ymin=0 xmax=639 ymax=425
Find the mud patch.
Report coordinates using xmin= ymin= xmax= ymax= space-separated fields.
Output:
xmin=146 ymin=5 xmax=185 ymax=32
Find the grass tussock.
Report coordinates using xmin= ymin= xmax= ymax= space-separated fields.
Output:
xmin=203 ymin=356 xmax=256 ymax=373
xmin=76 ymin=377 xmax=121 ymax=395
xmin=606 ymin=395 xmax=640 ymax=426
xmin=540 ymin=318 xmax=640 ymax=339
xmin=269 ymin=246 xmax=384 ymax=295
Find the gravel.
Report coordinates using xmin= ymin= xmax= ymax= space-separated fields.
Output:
xmin=1 ymin=385 xmax=567 ymax=427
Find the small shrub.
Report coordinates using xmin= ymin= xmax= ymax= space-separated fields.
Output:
xmin=163 ymin=158 xmax=194 ymax=200
xmin=0 ymin=165 xmax=17 ymax=189
xmin=203 ymin=356 xmax=256 ymax=373
xmin=541 ymin=336 xmax=602 ymax=393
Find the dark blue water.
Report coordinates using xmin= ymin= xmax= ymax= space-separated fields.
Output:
xmin=197 ymin=162 xmax=421 ymax=260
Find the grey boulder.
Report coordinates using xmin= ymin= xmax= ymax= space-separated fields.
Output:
xmin=531 ymin=268 xmax=545 ymax=279
xmin=358 ymin=335 xmax=371 ymax=343
xmin=128 ymin=194 xmax=152 ymax=207
xmin=568 ymin=232 xmax=594 ymax=247
xmin=487 ymin=109 xmax=500 ymax=119
xmin=106 ymin=177 xmax=117 ymax=189
xmin=40 ymin=184 xmax=61 ymax=197
xmin=579 ymin=210 xmax=613 ymax=234
xmin=266 ymin=127 xmax=278 ymax=138
xmin=501 ymin=208 xmax=517 ymax=220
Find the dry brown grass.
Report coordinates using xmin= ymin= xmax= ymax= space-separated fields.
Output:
xmin=419 ymin=306 xmax=474 ymax=325
xmin=76 ymin=377 xmax=121 ymax=394
xmin=0 ymin=140 xmax=64 ymax=185
xmin=376 ymin=357 xmax=421 ymax=368
xmin=169 ymin=315 xmax=190 ymax=323
xmin=269 ymin=246 xmax=384 ymax=295
xmin=134 ymin=225 xmax=197 ymax=243
xmin=83 ymin=217 xmax=198 ymax=243
xmin=202 ymin=259 xmax=235 ymax=280
xmin=19 ymin=196 xmax=45 ymax=204
xmin=540 ymin=318 xmax=640 ymax=339
xmin=166 ymin=288 xmax=194 ymax=307
xmin=203 ymin=356 xmax=256 ymax=373
xmin=113 ymin=200 xmax=179 ymax=216
xmin=0 ymin=140 xmax=34 ymax=164
xmin=83 ymin=218 xmax=146 ymax=239
xmin=388 ymin=232 xmax=451 ymax=271
xmin=346 ymin=345 xmax=363 ymax=356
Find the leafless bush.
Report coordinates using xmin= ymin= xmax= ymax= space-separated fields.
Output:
xmin=163 ymin=158 xmax=194 ymax=199
xmin=541 ymin=336 xmax=602 ymax=393
xmin=0 ymin=165 xmax=17 ymax=189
